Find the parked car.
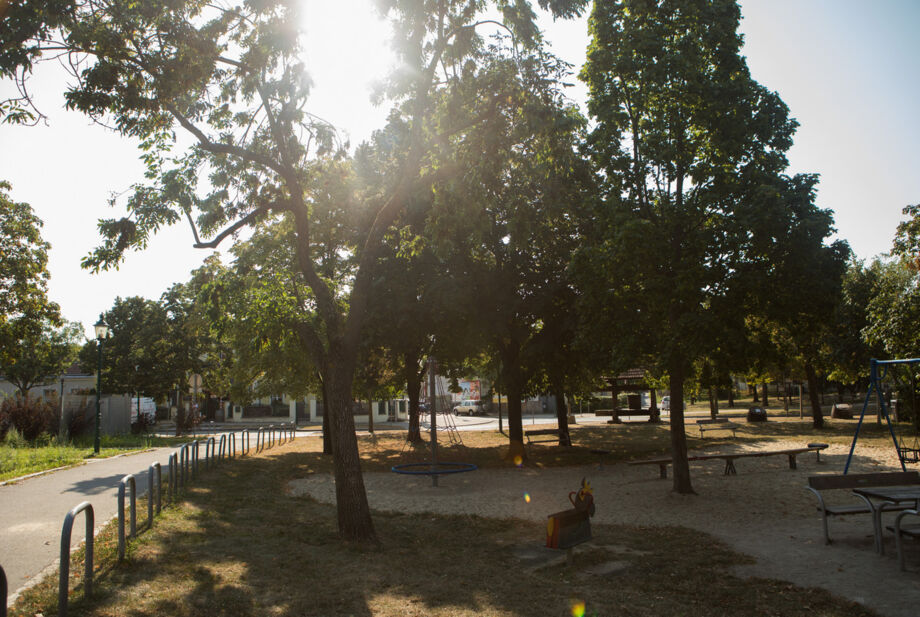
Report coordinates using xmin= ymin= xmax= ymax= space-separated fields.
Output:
xmin=454 ymin=399 xmax=485 ymax=416
xmin=660 ymin=395 xmax=670 ymax=411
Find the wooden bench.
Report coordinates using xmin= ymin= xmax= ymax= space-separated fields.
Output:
xmin=524 ymin=428 xmax=564 ymax=444
xmin=696 ymin=418 xmax=736 ymax=438
xmin=806 ymin=471 xmax=920 ymax=547
xmin=630 ymin=444 xmax=828 ymax=479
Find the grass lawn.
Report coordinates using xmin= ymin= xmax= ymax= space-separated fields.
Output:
xmin=0 ymin=434 xmax=188 ymax=483
xmin=10 ymin=418 xmax=890 ymax=616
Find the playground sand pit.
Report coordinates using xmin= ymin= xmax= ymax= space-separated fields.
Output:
xmin=289 ymin=439 xmax=920 ymax=617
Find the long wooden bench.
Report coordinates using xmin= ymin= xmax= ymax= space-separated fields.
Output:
xmin=524 ymin=428 xmax=564 ymax=444
xmin=696 ymin=418 xmax=736 ymax=438
xmin=806 ymin=471 xmax=920 ymax=548
xmin=630 ymin=443 xmax=828 ymax=479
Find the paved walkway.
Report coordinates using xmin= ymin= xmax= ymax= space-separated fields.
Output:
xmin=1 ymin=447 xmax=176 ymax=603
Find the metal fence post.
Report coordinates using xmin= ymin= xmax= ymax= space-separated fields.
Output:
xmin=168 ymin=452 xmax=177 ymax=499
xmin=192 ymin=440 xmax=199 ymax=477
xmin=59 ymin=501 xmax=94 ymax=617
xmin=241 ymin=429 xmax=249 ymax=455
xmin=148 ymin=462 xmax=161 ymax=526
xmin=117 ymin=474 xmax=137 ymax=561
xmin=1 ymin=563 xmax=7 ymax=617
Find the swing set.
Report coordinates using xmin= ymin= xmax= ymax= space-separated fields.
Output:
xmin=844 ymin=358 xmax=920 ymax=473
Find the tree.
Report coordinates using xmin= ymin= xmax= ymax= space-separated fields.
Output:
xmin=0 ymin=181 xmax=58 ymax=326
xmin=17 ymin=0 xmax=588 ymax=541
xmin=0 ymin=181 xmax=68 ymax=390
xmin=1 ymin=319 xmax=82 ymax=396
xmin=579 ymin=0 xmax=799 ymax=493
xmin=77 ymin=296 xmax=179 ymax=399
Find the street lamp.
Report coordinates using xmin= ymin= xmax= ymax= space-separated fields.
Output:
xmin=93 ymin=319 xmax=111 ymax=454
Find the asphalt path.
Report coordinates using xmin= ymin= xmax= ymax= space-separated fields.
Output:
xmin=1 ymin=447 xmax=176 ymax=603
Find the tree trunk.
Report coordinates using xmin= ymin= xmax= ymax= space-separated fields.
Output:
xmin=554 ymin=390 xmax=571 ymax=447
xmin=325 ymin=357 xmax=376 ymax=542
xmin=804 ymin=361 xmax=824 ymax=429
xmin=727 ymin=386 xmax=735 ymax=409
xmin=500 ymin=343 xmax=525 ymax=461
xmin=320 ymin=376 xmax=332 ymax=455
xmin=406 ymin=361 xmax=424 ymax=443
xmin=669 ymin=355 xmax=694 ymax=494
xmin=367 ymin=399 xmax=374 ymax=434
xmin=708 ymin=386 xmax=719 ymax=418
xmin=761 ymin=382 xmax=769 ymax=406
xmin=750 ymin=382 xmax=759 ymax=402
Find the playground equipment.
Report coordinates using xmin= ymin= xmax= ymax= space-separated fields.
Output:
xmin=392 ymin=356 xmax=477 ymax=486
xmin=845 ymin=358 xmax=920 ymax=473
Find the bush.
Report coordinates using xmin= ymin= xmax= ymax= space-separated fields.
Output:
xmin=0 ymin=395 xmax=56 ymax=441
xmin=68 ymin=402 xmax=90 ymax=437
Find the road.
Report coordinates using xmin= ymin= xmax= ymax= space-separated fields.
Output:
xmin=1 ymin=447 xmax=176 ymax=603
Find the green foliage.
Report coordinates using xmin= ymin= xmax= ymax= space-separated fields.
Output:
xmin=1 ymin=319 xmax=82 ymax=396
xmin=864 ymin=259 xmax=920 ymax=359
xmin=0 ymin=181 xmax=60 ymax=332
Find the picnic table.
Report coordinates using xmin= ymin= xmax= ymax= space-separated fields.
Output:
xmin=852 ymin=484 xmax=920 ymax=557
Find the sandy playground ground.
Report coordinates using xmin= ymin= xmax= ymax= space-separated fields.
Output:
xmin=290 ymin=439 xmax=920 ymax=617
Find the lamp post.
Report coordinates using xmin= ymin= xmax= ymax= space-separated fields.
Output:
xmin=93 ymin=319 xmax=111 ymax=454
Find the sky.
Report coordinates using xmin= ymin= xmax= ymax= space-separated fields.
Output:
xmin=1 ymin=0 xmax=919 ymax=338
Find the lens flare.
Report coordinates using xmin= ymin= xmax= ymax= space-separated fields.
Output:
xmin=571 ymin=599 xmax=586 ymax=617
xmin=513 ymin=455 xmax=523 ymax=467
xmin=524 ymin=492 xmax=531 ymax=503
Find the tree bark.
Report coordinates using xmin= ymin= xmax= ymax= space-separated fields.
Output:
xmin=500 ymin=342 xmax=525 ymax=461
xmin=669 ymin=355 xmax=694 ymax=494
xmin=325 ymin=358 xmax=376 ymax=542
xmin=750 ymin=382 xmax=759 ymax=402
xmin=405 ymin=360 xmax=424 ymax=443
xmin=727 ymin=385 xmax=735 ymax=408
xmin=804 ymin=361 xmax=824 ymax=429
xmin=320 ymin=376 xmax=332 ymax=455
xmin=554 ymin=390 xmax=571 ymax=447
xmin=762 ymin=382 xmax=769 ymax=406
xmin=708 ymin=386 xmax=719 ymax=418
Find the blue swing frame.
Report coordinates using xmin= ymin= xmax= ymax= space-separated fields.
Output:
xmin=844 ymin=357 xmax=920 ymax=474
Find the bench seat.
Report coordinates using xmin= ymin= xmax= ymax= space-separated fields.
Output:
xmin=630 ymin=444 xmax=828 ymax=479
xmin=524 ymin=428 xmax=563 ymax=444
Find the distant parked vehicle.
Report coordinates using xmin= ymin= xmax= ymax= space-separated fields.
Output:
xmin=660 ymin=396 xmax=670 ymax=411
xmin=454 ymin=400 xmax=485 ymax=416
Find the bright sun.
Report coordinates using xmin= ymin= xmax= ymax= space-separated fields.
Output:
xmin=300 ymin=0 xmax=395 ymax=149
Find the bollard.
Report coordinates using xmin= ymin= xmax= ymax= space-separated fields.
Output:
xmin=241 ymin=429 xmax=250 ymax=455
xmin=168 ymin=452 xmax=177 ymax=499
xmin=228 ymin=432 xmax=237 ymax=458
xmin=180 ymin=444 xmax=188 ymax=488
xmin=59 ymin=501 xmax=94 ymax=617
xmin=148 ymin=462 xmax=162 ymax=526
xmin=117 ymin=474 xmax=137 ymax=561
xmin=218 ymin=433 xmax=227 ymax=460
xmin=204 ymin=437 xmax=215 ymax=469
xmin=192 ymin=440 xmax=200 ymax=477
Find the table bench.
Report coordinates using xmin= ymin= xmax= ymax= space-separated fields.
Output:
xmin=890 ymin=509 xmax=920 ymax=570
xmin=524 ymin=428 xmax=564 ymax=445
xmin=630 ymin=443 xmax=828 ymax=479
xmin=696 ymin=418 xmax=736 ymax=438
xmin=806 ymin=471 xmax=920 ymax=548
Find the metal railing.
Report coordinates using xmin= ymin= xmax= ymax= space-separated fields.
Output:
xmin=148 ymin=462 xmax=162 ymax=524
xmin=5 ymin=426 xmax=298 ymax=615
xmin=117 ymin=474 xmax=137 ymax=561
xmin=59 ymin=501 xmax=94 ymax=617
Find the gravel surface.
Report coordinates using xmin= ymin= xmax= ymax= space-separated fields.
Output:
xmin=289 ymin=440 xmax=920 ymax=617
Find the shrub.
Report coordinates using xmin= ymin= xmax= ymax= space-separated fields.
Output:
xmin=4 ymin=426 xmax=28 ymax=448
xmin=1 ymin=395 xmax=56 ymax=441
xmin=68 ymin=402 xmax=91 ymax=437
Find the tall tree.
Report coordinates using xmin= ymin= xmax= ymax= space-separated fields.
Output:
xmin=2 ymin=319 xmax=82 ymax=396
xmin=579 ymin=0 xmax=799 ymax=493
xmin=17 ymin=0 xmax=587 ymax=541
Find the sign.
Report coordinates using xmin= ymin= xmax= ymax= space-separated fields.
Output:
xmin=131 ymin=397 xmax=157 ymax=423
xmin=457 ymin=379 xmax=481 ymax=401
